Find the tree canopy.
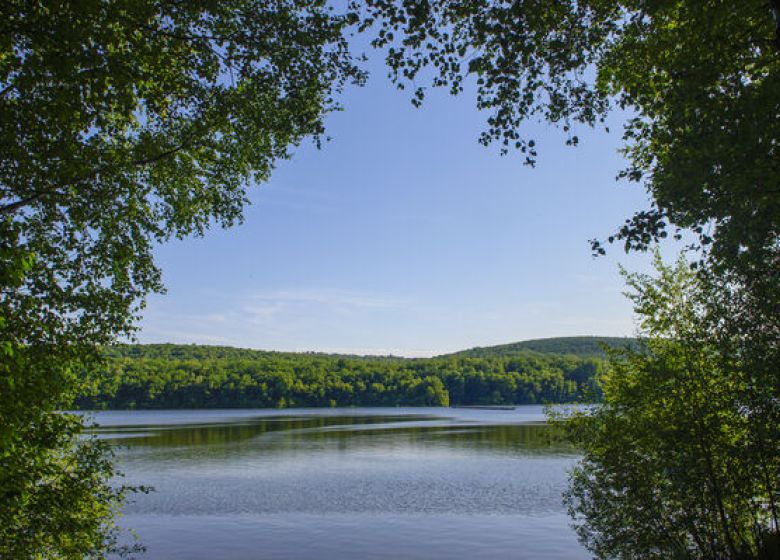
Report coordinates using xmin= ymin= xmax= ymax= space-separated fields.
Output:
xmin=1 ymin=1 xmax=363 ymax=556
xmin=3 ymin=1 xmax=780 ymax=557
xmin=354 ymin=0 xmax=780 ymax=267
xmin=446 ymin=336 xmax=640 ymax=359
xmin=555 ymin=254 xmax=780 ymax=559
xmin=1 ymin=0 xmax=364 ymax=353
xmin=75 ymin=344 xmax=605 ymax=409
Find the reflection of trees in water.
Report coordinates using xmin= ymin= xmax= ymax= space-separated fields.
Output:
xmin=103 ymin=415 xmax=435 ymax=447
xmin=104 ymin=415 xmax=575 ymax=456
xmin=410 ymin=423 xmax=572 ymax=454
xmin=320 ymin=423 xmax=574 ymax=455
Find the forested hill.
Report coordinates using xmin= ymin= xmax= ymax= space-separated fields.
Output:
xmin=78 ymin=342 xmax=611 ymax=410
xmin=103 ymin=343 xmax=394 ymax=362
xmin=444 ymin=336 xmax=640 ymax=359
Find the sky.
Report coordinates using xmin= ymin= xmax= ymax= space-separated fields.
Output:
xmin=136 ymin=50 xmax=677 ymax=357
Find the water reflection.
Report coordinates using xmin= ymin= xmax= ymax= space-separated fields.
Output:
xmin=94 ymin=408 xmax=587 ymax=559
xmin=100 ymin=414 xmax=570 ymax=457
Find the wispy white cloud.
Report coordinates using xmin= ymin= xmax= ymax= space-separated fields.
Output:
xmin=138 ymin=287 xmax=427 ymax=355
xmin=138 ymin=284 xmax=636 ymax=358
xmin=135 ymin=327 xmax=231 ymax=346
xmin=247 ymin=288 xmax=405 ymax=309
xmin=250 ymin=180 xmax=345 ymax=215
xmin=238 ymin=288 xmax=408 ymax=326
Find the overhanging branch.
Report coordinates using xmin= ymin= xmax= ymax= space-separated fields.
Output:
xmin=0 ymin=138 xmax=196 ymax=215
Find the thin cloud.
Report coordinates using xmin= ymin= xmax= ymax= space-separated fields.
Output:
xmin=136 ymin=327 xmax=231 ymax=346
xmin=246 ymin=288 xmax=407 ymax=310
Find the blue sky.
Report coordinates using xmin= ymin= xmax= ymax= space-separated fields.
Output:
xmin=137 ymin=52 xmax=675 ymax=357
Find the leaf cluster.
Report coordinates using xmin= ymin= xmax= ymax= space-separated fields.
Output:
xmin=554 ymin=254 xmax=780 ymax=559
xmin=1 ymin=2 xmax=365 ymax=556
xmin=354 ymin=1 xmax=780 ymax=268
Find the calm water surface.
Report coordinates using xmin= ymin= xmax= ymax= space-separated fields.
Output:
xmin=89 ymin=406 xmax=588 ymax=559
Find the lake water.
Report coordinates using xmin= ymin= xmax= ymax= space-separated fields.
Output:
xmin=88 ymin=406 xmax=589 ymax=559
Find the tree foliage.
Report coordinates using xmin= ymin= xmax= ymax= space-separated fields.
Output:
xmin=555 ymin=254 xmax=780 ymax=559
xmin=0 ymin=223 xmax=135 ymax=559
xmin=1 ymin=1 xmax=363 ymax=556
xmin=4 ymin=1 xmax=779 ymax=556
xmin=74 ymin=344 xmax=605 ymax=409
xmin=448 ymin=335 xmax=639 ymax=359
xmin=355 ymin=3 xmax=779 ymax=554
xmin=1 ymin=0 xmax=363 ymax=355
xmin=354 ymin=0 xmax=780 ymax=267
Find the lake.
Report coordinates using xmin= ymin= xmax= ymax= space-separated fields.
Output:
xmin=88 ymin=406 xmax=589 ymax=559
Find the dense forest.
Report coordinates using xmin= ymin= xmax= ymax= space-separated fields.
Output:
xmin=76 ymin=341 xmax=608 ymax=409
xmin=447 ymin=336 xmax=640 ymax=359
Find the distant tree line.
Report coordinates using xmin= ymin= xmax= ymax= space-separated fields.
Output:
xmin=450 ymin=336 xmax=640 ymax=359
xmin=75 ymin=345 xmax=605 ymax=409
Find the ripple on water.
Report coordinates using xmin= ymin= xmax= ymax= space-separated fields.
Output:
xmin=96 ymin=407 xmax=587 ymax=559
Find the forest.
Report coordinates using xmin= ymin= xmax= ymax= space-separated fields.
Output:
xmin=75 ymin=343 xmax=605 ymax=409
xmin=448 ymin=336 xmax=639 ymax=359
xmin=5 ymin=2 xmax=778 ymax=558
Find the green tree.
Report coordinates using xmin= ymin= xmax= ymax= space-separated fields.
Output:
xmin=354 ymin=5 xmax=780 ymax=556
xmin=75 ymin=345 xmax=601 ymax=409
xmin=354 ymin=0 xmax=780 ymax=269
xmin=0 ymin=220 xmax=141 ymax=559
xmin=1 ymin=1 xmax=363 ymax=556
xmin=554 ymin=254 xmax=779 ymax=559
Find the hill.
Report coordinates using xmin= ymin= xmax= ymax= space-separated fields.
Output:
xmin=78 ymin=340 xmax=613 ymax=410
xmin=444 ymin=336 xmax=640 ymax=359
xmin=104 ymin=343 xmax=401 ymax=362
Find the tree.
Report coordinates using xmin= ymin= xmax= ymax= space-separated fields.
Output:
xmin=353 ymin=5 xmax=779 ymax=555
xmin=1 ymin=0 xmax=364 ymax=359
xmin=553 ymin=254 xmax=779 ymax=559
xmin=353 ymin=0 xmax=780 ymax=269
xmin=4 ymin=1 xmax=779 ymax=556
xmin=1 ymin=1 xmax=363 ymax=556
